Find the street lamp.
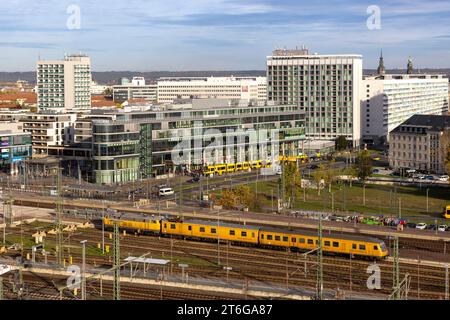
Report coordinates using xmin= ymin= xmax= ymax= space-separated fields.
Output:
xmin=80 ymin=240 xmax=87 ymax=300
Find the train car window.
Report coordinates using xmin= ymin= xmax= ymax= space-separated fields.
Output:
xmin=333 ymin=242 xmax=339 ymax=247
xmin=267 ymin=235 xmax=273 ymax=240
xmin=211 ymin=228 xmax=217 ymax=234
xmin=292 ymin=238 xmax=296 ymax=243
xmin=283 ymin=236 xmax=288 ymax=242
xmin=315 ymin=240 xmax=319 ymax=245
xmin=200 ymin=227 xmax=205 ymax=233
xmin=275 ymin=236 xmax=281 ymax=241
xmin=241 ymin=231 xmax=247 ymax=237
xmin=307 ymin=239 xmax=313 ymax=245
xmin=230 ymin=230 xmax=235 ymax=236
xmin=188 ymin=226 xmax=192 ymax=231
xmin=352 ymin=244 xmax=357 ymax=250
xmin=324 ymin=241 xmax=330 ymax=246
xmin=170 ymin=224 xmax=176 ymax=229
xmin=164 ymin=224 xmax=167 ymax=228
xmin=359 ymin=244 xmax=366 ymax=250
xmin=252 ymin=233 xmax=255 ymax=237
xmin=373 ymin=245 xmax=378 ymax=250
xmin=299 ymin=238 xmax=305 ymax=244
xmin=261 ymin=234 xmax=264 ymax=239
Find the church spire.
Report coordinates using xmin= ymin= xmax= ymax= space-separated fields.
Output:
xmin=377 ymin=49 xmax=386 ymax=75
xmin=407 ymin=56 xmax=414 ymax=74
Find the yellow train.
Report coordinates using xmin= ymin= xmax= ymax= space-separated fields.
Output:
xmin=278 ymin=154 xmax=321 ymax=163
xmin=103 ymin=216 xmax=161 ymax=235
xmin=203 ymin=159 xmax=272 ymax=176
xmin=98 ymin=217 xmax=388 ymax=259
xmin=444 ymin=205 xmax=450 ymax=219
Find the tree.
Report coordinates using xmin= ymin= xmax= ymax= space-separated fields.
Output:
xmin=217 ymin=189 xmax=237 ymax=209
xmin=234 ymin=185 xmax=253 ymax=209
xmin=335 ymin=136 xmax=349 ymax=151
xmin=103 ymin=87 xmax=113 ymax=97
xmin=311 ymin=164 xmax=326 ymax=195
xmin=217 ymin=185 xmax=258 ymax=210
xmin=356 ymin=150 xmax=373 ymax=182
xmin=343 ymin=166 xmax=358 ymax=187
xmin=280 ymin=162 xmax=301 ymax=208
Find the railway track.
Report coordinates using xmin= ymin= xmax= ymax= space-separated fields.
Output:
xmin=2 ymin=223 xmax=450 ymax=300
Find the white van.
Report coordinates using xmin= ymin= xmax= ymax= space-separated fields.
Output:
xmin=159 ymin=188 xmax=174 ymax=197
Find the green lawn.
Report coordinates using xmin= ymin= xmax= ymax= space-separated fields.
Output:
xmin=217 ymin=180 xmax=449 ymax=222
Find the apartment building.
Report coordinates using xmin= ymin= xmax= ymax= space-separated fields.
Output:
xmin=267 ymin=48 xmax=363 ymax=145
xmin=156 ymin=76 xmax=267 ymax=104
xmin=362 ymin=74 xmax=449 ymax=144
xmin=20 ymin=113 xmax=77 ymax=156
xmin=389 ymin=114 xmax=450 ymax=174
xmin=37 ymin=54 xmax=92 ymax=112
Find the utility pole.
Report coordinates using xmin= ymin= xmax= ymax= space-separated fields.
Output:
xmin=316 ymin=214 xmax=323 ymax=300
xmin=55 ymin=166 xmax=63 ymax=267
xmin=113 ymin=221 xmax=121 ymax=300
xmin=363 ymin=184 xmax=366 ymax=206
xmin=80 ymin=240 xmax=87 ymax=300
xmin=446 ymin=264 xmax=449 ymax=300
xmin=426 ymin=188 xmax=429 ymax=213
xmin=398 ymin=197 xmax=402 ymax=219
xmin=0 ymin=277 xmax=3 ymax=300
xmin=392 ymin=236 xmax=400 ymax=300
xmin=102 ymin=208 xmax=105 ymax=255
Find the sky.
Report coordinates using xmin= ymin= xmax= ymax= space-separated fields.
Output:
xmin=0 ymin=0 xmax=450 ymax=71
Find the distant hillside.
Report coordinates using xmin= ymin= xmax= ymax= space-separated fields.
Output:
xmin=1 ymin=69 xmax=449 ymax=85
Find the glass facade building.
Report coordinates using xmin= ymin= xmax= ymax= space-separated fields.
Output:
xmin=0 ymin=128 xmax=32 ymax=175
xmin=91 ymin=100 xmax=306 ymax=184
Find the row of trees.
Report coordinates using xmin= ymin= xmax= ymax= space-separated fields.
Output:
xmin=286 ymin=149 xmax=373 ymax=197
xmin=215 ymin=149 xmax=374 ymax=211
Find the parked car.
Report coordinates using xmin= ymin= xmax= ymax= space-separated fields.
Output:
xmin=188 ymin=176 xmax=200 ymax=183
xmin=416 ymin=223 xmax=427 ymax=230
xmin=159 ymin=187 xmax=174 ymax=197
xmin=372 ymin=169 xmax=380 ymax=174
xmin=426 ymin=224 xmax=437 ymax=230
xmin=438 ymin=225 xmax=448 ymax=232
xmin=425 ymin=175 xmax=435 ymax=181
xmin=406 ymin=222 xmax=417 ymax=229
xmin=307 ymin=164 xmax=319 ymax=170
xmin=438 ymin=175 xmax=449 ymax=182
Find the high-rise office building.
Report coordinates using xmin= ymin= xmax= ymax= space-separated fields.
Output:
xmin=267 ymin=48 xmax=363 ymax=145
xmin=37 ymin=54 xmax=92 ymax=112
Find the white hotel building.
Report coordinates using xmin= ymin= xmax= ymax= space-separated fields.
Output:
xmin=267 ymin=48 xmax=363 ymax=146
xmin=362 ymin=74 xmax=449 ymax=143
xmin=37 ymin=54 xmax=92 ymax=112
xmin=156 ymin=76 xmax=267 ymax=104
